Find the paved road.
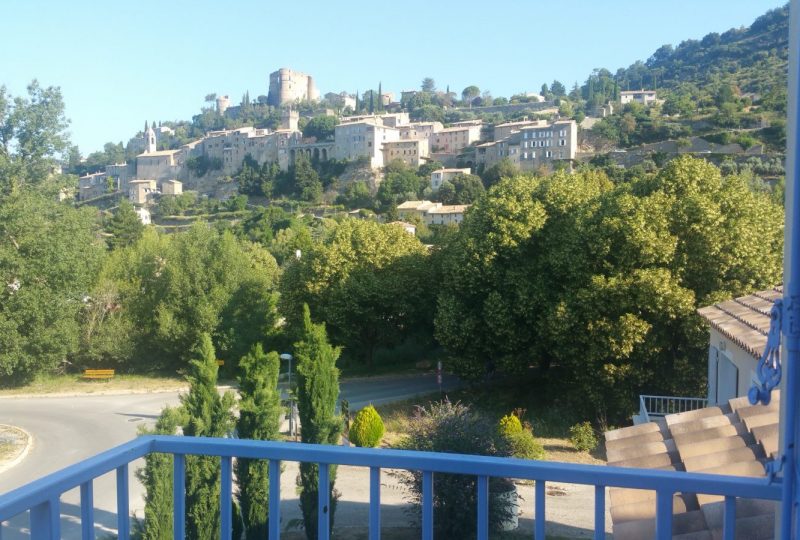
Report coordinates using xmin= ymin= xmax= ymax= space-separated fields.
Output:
xmin=0 ymin=373 xmax=457 ymax=539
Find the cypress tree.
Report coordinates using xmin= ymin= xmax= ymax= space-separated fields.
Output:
xmin=295 ymin=305 xmax=342 ymax=540
xmin=181 ymin=333 xmax=236 ymax=540
xmin=377 ymin=82 xmax=382 ymax=112
xmin=137 ymin=406 xmax=186 ymax=540
xmin=236 ymin=344 xmax=282 ymax=540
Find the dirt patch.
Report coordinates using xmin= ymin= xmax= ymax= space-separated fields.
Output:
xmin=539 ymin=438 xmax=605 ymax=465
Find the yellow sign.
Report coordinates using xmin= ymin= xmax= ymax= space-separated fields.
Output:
xmin=216 ymin=360 xmax=224 ymax=366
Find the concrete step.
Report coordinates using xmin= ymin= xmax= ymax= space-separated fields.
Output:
xmin=606 ymin=429 xmax=666 ymax=451
xmin=743 ymin=412 xmax=779 ymax=431
xmin=610 ymin=487 xmax=697 ymax=508
xmin=701 ymin=498 xmax=775 ymax=530
xmin=612 ymin=509 xmax=708 ymax=540
xmin=760 ymin=433 xmax=779 ymax=456
xmin=666 ymin=406 xmax=726 ymax=427
xmin=607 ymin=438 xmax=677 ymax=463
xmin=709 ymin=512 xmax=775 ymax=540
xmin=751 ymin=423 xmax=778 ymax=442
xmin=606 ymin=421 xmax=662 ymax=442
xmin=608 ymin=451 xmax=677 ymax=469
xmin=677 ymin=435 xmax=751 ymax=460
xmin=672 ymin=423 xmax=749 ymax=446
xmin=734 ymin=402 xmax=779 ymax=421
xmin=729 ymin=391 xmax=779 ymax=413
xmin=670 ymin=413 xmax=738 ymax=436
xmin=682 ymin=445 xmax=763 ymax=473
xmin=675 ymin=531 xmax=713 ymax=540
xmin=610 ymin=493 xmax=695 ymax=523
xmin=695 ymin=459 xmax=765 ymax=477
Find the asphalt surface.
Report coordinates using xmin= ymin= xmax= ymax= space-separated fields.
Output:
xmin=0 ymin=373 xmax=458 ymax=539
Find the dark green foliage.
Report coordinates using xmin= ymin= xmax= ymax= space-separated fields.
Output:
xmin=0 ymin=191 xmax=105 ymax=384
xmin=236 ymin=345 xmax=282 ymax=540
xmin=181 ymin=334 xmax=236 ymax=540
xmin=137 ymin=407 xmax=186 ymax=540
xmin=349 ymin=404 xmax=385 ymax=447
xmin=186 ymin=155 xmax=223 ymax=177
xmin=292 ymin=154 xmax=323 ymax=203
xmin=569 ymin=421 xmax=598 ymax=452
xmin=303 ymin=116 xmax=338 ymax=141
xmin=480 ymin=158 xmax=519 ymax=188
xmin=335 ymin=180 xmax=374 ymax=210
xmin=295 ymin=305 xmax=342 ymax=540
xmin=377 ymin=160 xmax=424 ymax=208
xmin=434 ymin=173 xmax=485 ymax=204
xmin=106 ymin=199 xmax=144 ymax=250
xmin=396 ymin=400 xmax=514 ymax=537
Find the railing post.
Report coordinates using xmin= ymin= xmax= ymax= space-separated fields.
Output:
xmin=220 ymin=456 xmax=232 ymax=540
xmin=318 ymin=463 xmax=330 ymax=540
xmin=369 ymin=467 xmax=381 ymax=540
xmin=723 ymin=496 xmax=736 ymax=540
xmin=594 ymin=485 xmax=605 ymax=540
xmin=535 ymin=480 xmax=545 ymax=539
xmin=785 ymin=0 xmax=800 ymax=537
xmin=476 ymin=475 xmax=489 ymax=540
xmin=269 ymin=460 xmax=281 ymax=540
xmin=422 ymin=471 xmax=433 ymax=540
xmin=655 ymin=490 xmax=672 ymax=540
xmin=80 ymin=480 xmax=94 ymax=540
xmin=174 ymin=454 xmax=186 ymax=540
xmin=116 ymin=464 xmax=129 ymax=540
xmin=30 ymin=498 xmax=60 ymax=540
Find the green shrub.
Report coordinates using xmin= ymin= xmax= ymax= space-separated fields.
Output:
xmin=498 ymin=413 xmax=523 ymax=438
xmin=506 ymin=430 xmax=545 ymax=460
xmin=569 ymin=421 xmax=598 ymax=452
xmin=349 ymin=405 xmax=385 ymax=447
xmin=395 ymin=400 xmax=515 ymax=537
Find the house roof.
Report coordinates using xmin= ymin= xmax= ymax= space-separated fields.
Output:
xmin=138 ymin=149 xmax=180 ymax=157
xmin=427 ymin=204 xmax=470 ymax=214
xmin=697 ymin=287 xmax=781 ymax=360
xmin=604 ymin=394 xmax=779 ymax=539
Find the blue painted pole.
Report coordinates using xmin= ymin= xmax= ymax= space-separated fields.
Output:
xmin=723 ymin=496 xmax=736 ymax=540
xmin=535 ymin=480 xmax=545 ymax=539
xmin=116 ymin=465 xmax=129 ymax=540
xmin=80 ymin=481 xmax=94 ymax=540
xmin=30 ymin=498 xmax=59 ymax=540
xmin=476 ymin=475 xmax=489 ymax=540
xmin=220 ymin=457 xmax=232 ymax=540
xmin=369 ymin=467 xmax=381 ymax=540
xmin=268 ymin=460 xmax=281 ymax=540
xmin=422 ymin=471 xmax=433 ymax=540
xmin=594 ymin=485 xmax=605 ymax=540
xmin=655 ymin=490 xmax=672 ymax=540
xmin=173 ymin=454 xmax=186 ymax=540
xmin=318 ymin=464 xmax=330 ymax=540
xmin=785 ymin=1 xmax=800 ymax=538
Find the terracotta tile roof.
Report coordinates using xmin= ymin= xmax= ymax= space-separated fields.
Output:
xmin=697 ymin=287 xmax=782 ymax=360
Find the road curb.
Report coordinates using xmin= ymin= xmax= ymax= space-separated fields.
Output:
xmin=0 ymin=384 xmax=238 ymax=400
xmin=0 ymin=425 xmax=32 ymax=475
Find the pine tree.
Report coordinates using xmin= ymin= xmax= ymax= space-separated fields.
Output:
xmin=106 ymin=199 xmax=144 ymax=250
xmin=295 ymin=305 xmax=342 ymax=540
xmin=137 ymin=407 xmax=186 ymax=540
xmin=181 ymin=334 xmax=236 ymax=540
xmin=236 ymin=344 xmax=282 ymax=540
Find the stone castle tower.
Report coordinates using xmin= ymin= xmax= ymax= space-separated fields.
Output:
xmin=267 ymin=68 xmax=319 ymax=107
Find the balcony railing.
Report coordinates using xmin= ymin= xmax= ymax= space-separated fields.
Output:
xmin=638 ymin=395 xmax=709 ymax=423
xmin=0 ymin=434 xmax=783 ymax=540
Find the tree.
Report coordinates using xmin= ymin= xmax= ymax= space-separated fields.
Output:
xmin=480 ymin=158 xmax=520 ymax=188
xmin=236 ymin=345 xmax=282 ymax=540
xmin=279 ymin=219 xmax=431 ymax=366
xmin=302 ymin=116 xmax=338 ymax=141
xmin=461 ymin=86 xmax=480 ymax=106
xmin=293 ymin=154 xmax=323 ymax=203
xmin=435 ymin=173 xmax=485 ymax=204
xmin=106 ymin=199 xmax=144 ymax=250
xmin=137 ymin=407 xmax=186 ymax=540
xmin=181 ymin=334 xmax=236 ymax=540
xmin=294 ymin=305 xmax=342 ymax=540
xmin=551 ymin=80 xmax=567 ymax=97
xmin=0 ymin=81 xmax=71 ymax=193
xmin=0 ymin=191 xmax=105 ymax=384
xmin=421 ymin=78 xmax=436 ymax=92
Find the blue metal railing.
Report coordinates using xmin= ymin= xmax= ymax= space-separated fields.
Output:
xmin=0 ymin=435 xmax=784 ymax=540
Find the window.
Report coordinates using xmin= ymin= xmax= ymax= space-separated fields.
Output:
xmin=560 ymin=139 xmax=566 ymax=146
xmin=546 ymin=150 xmax=552 ymax=158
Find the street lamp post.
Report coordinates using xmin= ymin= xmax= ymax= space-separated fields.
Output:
xmin=280 ymin=353 xmax=294 ymax=438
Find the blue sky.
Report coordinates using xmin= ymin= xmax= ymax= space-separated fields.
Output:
xmin=1 ymin=0 xmax=786 ymax=154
